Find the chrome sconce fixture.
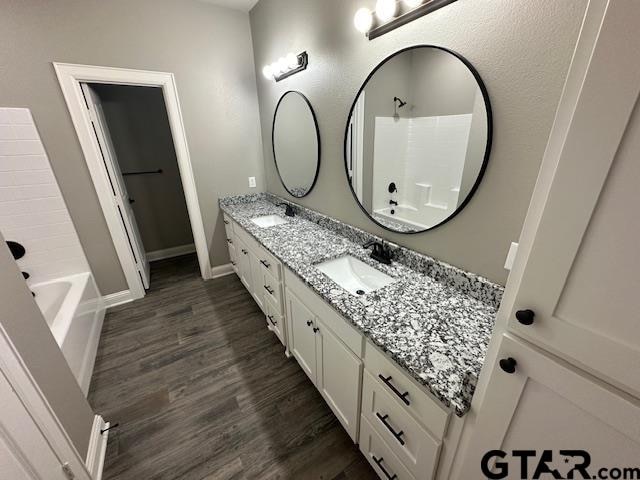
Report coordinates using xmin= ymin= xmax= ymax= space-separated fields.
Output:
xmin=354 ymin=0 xmax=458 ymax=40
xmin=262 ymin=52 xmax=309 ymax=82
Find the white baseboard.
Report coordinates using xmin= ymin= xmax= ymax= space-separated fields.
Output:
xmin=86 ymin=415 xmax=109 ymax=480
xmin=210 ymin=263 xmax=234 ymax=279
xmin=147 ymin=243 xmax=196 ymax=262
xmin=102 ymin=290 xmax=135 ymax=309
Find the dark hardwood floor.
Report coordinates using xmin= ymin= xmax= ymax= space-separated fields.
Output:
xmin=89 ymin=254 xmax=376 ymax=480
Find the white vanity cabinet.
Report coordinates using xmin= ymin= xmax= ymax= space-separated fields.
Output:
xmin=223 ymin=216 xmax=288 ymax=348
xmin=285 ymin=270 xmax=364 ymax=442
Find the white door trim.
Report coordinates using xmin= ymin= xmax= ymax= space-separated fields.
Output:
xmin=53 ymin=63 xmax=213 ymax=301
xmin=0 ymin=323 xmax=97 ymax=479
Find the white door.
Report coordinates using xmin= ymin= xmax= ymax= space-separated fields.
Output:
xmin=81 ymin=83 xmax=151 ymax=289
xmin=315 ymin=321 xmax=362 ymax=441
xmin=503 ymin=1 xmax=640 ymax=398
xmin=285 ymin=289 xmax=318 ymax=384
xmin=0 ymin=372 xmax=75 ymax=480
xmin=458 ymin=334 xmax=640 ymax=479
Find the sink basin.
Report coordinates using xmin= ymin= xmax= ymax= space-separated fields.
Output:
xmin=251 ymin=215 xmax=288 ymax=228
xmin=316 ymin=256 xmax=396 ymax=296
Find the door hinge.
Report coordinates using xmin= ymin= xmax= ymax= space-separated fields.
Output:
xmin=62 ymin=462 xmax=76 ymax=480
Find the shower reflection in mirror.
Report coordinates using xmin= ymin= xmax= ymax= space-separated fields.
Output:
xmin=345 ymin=45 xmax=492 ymax=234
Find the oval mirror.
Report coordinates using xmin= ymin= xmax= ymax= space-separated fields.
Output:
xmin=272 ymin=91 xmax=321 ymax=198
xmin=345 ymin=45 xmax=492 ymax=233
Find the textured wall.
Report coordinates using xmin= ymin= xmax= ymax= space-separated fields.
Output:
xmin=0 ymin=0 xmax=264 ymax=294
xmin=250 ymin=0 xmax=587 ymax=284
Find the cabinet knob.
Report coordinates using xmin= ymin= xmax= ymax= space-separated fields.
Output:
xmin=516 ymin=309 xmax=535 ymax=326
xmin=499 ymin=357 xmax=517 ymax=374
xmin=306 ymin=320 xmax=313 ymax=327
xmin=313 ymin=327 xmax=320 ymax=333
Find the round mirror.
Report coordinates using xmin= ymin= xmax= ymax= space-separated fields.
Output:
xmin=344 ymin=46 xmax=492 ymax=233
xmin=272 ymin=91 xmax=321 ymax=198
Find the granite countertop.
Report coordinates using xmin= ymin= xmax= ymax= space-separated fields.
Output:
xmin=219 ymin=195 xmax=502 ymax=416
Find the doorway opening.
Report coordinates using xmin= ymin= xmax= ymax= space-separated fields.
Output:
xmin=83 ymin=83 xmax=196 ymax=290
xmin=55 ymin=64 xmax=212 ymax=303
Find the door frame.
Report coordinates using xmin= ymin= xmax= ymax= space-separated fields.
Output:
xmin=54 ymin=63 xmax=212 ymax=301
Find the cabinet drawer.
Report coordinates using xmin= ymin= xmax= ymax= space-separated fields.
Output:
xmin=262 ymin=270 xmax=282 ymax=314
xmin=360 ymin=416 xmax=416 ymax=480
xmin=265 ymin=297 xmax=285 ymax=346
xmin=364 ymin=342 xmax=449 ymax=439
xmin=258 ymin=247 xmax=282 ymax=281
xmin=362 ymin=371 xmax=440 ymax=479
xmin=234 ymin=223 xmax=261 ymax=254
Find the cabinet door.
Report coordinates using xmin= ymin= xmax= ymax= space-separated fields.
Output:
xmin=286 ymin=289 xmax=318 ymax=385
xmin=505 ymin=2 xmax=640 ymax=398
xmin=458 ymin=334 xmax=640 ymax=479
xmin=235 ymin=236 xmax=252 ymax=292
xmin=226 ymin=237 xmax=238 ymax=274
xmin=316 ymin=321 xmax=363 ymax=442
xmin=248 ymin=249 xmax=265 ymax=313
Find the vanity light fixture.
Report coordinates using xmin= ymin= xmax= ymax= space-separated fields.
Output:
xmin=262 ymin=51 xmax=309 ymax=82
xmin=354 ymin=0 xmax=458 ymax=40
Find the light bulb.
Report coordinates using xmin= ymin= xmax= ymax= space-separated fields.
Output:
xmin=403 ymin=0 xmax=422 ymax=7
xmin=376 ymin=0 xmax=397 ymax=22
xmin=277 ymin=57 xmax=289 ymax=73
xmin=286 ymin=53 xmax=299 ymax=69
xmin=262 ymin=65 xmax=273 ymax=80
xmin=353 ymin=7 xmax=373 ymax=33
xmin=271 ymin=61 xmax=282 ymax=75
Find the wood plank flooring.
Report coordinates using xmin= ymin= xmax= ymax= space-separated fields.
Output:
xmin=89 ymin=254 xmax=376 ymax=480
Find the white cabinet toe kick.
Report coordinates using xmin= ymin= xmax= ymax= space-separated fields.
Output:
xmin=222 ymin=213 xmax=462 ymax=480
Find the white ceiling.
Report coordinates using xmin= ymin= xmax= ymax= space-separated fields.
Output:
xmin=194 ymin=0 xmax=259 ymax=12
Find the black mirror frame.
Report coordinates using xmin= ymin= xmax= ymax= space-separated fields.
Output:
xmin=272 ymin=90 xmax=321 ymax=198
xmin=343 ymin=45 xmax=493 ymax=234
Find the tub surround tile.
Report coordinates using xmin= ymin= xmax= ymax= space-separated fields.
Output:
xmin=0 ymin=107 xmax=89 ymax=284
xmin=219 ymin=194 xmax=503 ymax=416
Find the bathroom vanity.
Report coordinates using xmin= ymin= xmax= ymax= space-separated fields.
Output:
xmin=220 ymin=193 xmax=503 ymax=480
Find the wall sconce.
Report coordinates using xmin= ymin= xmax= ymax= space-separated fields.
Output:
xmin=354 ymin=0 xmax=458 ymax=40
xmin=262 ymin=52 xmax=309 ymax=82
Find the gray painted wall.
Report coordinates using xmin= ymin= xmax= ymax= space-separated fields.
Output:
xmin=92 ymin=84 xmax=194 ymax=254
xmin=250 ymin=0 xmax=587 ymax=285
xmin=0 ymin=232 xmax=94 ymax=456
xmin=0 ymin=0 xmax=264 ymax=295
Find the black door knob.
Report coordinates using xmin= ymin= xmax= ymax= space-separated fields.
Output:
xmin=516 ymin=309 xmax=535 ymax=326
xmin=499 ymin=357 xmax=517 ymax=374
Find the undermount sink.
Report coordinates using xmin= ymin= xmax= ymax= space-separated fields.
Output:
xmin=251 ymin=215 xmax=288 ymax=228
xmin=316 ymin=256 xmax=396 ymax=296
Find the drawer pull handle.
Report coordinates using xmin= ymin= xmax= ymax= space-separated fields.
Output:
xmin=376 ymin=413 xmax=405 ymax=446
xmin=306 ymin=320 xmax=313 ymax=327
xmin=242 ymin=249 xmax=248 ymax=255
xmin=264 ymin=285 xmax=275 ymax=295
xmin=260 ymin=260 xmax=271 ymax=268
xmin=516 ymin=309 xmax=535 ymax=326
xmin=267 ymin=315 xmax=277 ymax=326
xmin=372 ymin=456 xmax=397 ymax=480
xmin=224 ymin=220 xmax=229 ymax=225
xmin=313 ymin=327 xmax=320 ymax=333
xmin=378 ymin=375 xmax=410 ymax=406
xmin=227 ymin=238 xmax=233 ymax=244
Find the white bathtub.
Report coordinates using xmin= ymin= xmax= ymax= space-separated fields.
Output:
xmin=31 ymin=273 xmax=105 ymax=396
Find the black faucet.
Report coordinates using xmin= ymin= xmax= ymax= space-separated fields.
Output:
xmin=276 ymin=203 xmax=296 ymax=217
xmin=389 ymin=199 xmax=398 ymax=206
xmin=363 ymin=240 xmax=393 ymax=265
